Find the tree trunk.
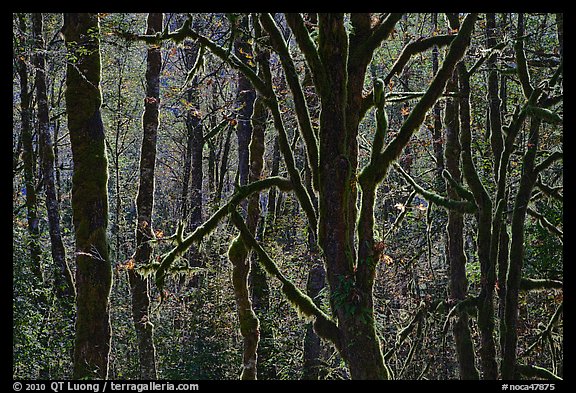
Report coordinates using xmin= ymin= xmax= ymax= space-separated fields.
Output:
xmin=458 ymin=63 xmax=498 ymax=380
xmin=17 ymin=14 xmax=43 ymax=283
xmin=127 ymin=12 xmax=162 ymax=380
xmin=63 ymin=13 xmax=112 ymax=380
xmin=316 ymin=14 xmax=390 ymax=380
xmin=182 ymin=33 xmax=204 ymax=285
xmin=444 ymin=70 xmax=479 ymax=380
xmin=234 ymin=24 xmax=256 ymax=190
xmin=502 ymin=118 xmax=540 ymax=379
xmin=447 ymin=11 xmax=498 ymax=379
xmin=33 ymin=12 xmax=75 ymax=303
xmin=248 ymin=47 xmax=276 ymax=378
xmin=302 ymin=259 xmax=326 ymax=380
xmin=227 ymin=16 xmax=260 ymax=379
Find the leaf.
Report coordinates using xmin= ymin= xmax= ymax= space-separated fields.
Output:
xmin=381 ymin=254 xmax=393 ymax=265
xmin=401 ymin=106 xmax=410 ymax=116
xmin=394 ymin=203 xmax=406 ymax=212
xmin=125 ymin=259 xmax=135 ymax=270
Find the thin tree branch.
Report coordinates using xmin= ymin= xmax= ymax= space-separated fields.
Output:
xmin=394 ymin=163 xmax=477 ymax=214
xmin=384 ymin=34 xmax=456 ymax=86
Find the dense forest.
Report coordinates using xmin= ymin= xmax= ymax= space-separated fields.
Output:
xmin=12 ymin=13 xmax=563 ymax=381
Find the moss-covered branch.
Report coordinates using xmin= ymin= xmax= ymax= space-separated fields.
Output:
xmin=442 ymin=169 xmax=475 ymax=202
xmin=394 ymin=163 xmax=477 ymax=214
xmin=535 ymin=179 xmax=563 ymax=202
xmin=260 ymin=13 xmax=320 ymax=191
xmin=150 ymin=177 xmax=293 ymax=290
xmin=131 ymin=15 xmax=267 ymax=96
xmin=526 ymin=106 xmax=563 ymax=124
xmin=520 ymin=277 xmax=563 ymax=291
xmin=515 ymin=14 xmax=534 ymax=99
xmin=384 ymin=34 xmax=456 ymax=86
xmin=534 ymin=151 xmax=563 ymax=174
xmin=257 ymin=43 xmax=318 ymax=233
xmin=228 ymin=231 xmax=259 ymax=380
xmin=229 ymin=209 xmax=341 ymax=351
xmin=354 ymin=13 xmax=403 ymax=66
xmin=284 ymin=13 xmax=325 ymax=90
xmin=517 ymin=364 xmax=563 ymax=381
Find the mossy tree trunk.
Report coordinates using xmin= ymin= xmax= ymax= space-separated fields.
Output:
xmin=16 ymin=14 xmax=43 ymax=284
xmin=446 ymin=12 xmax=498 ymax=379
xmin=33 ymin=13 xmax=75 ymax=303
xmin=181 ymin=30 xmax=204 ymax=285
xmin=248 ymin=55 xmax=276 ymax=379
xmin=501 ymin=13 xmax=547 ymax=379
xmin=62 ymin=13 xmax=112 ymax=380
xmin=444 ymin=70 xmax=479 ymax=380
xmin=227 ymin=15 xmax=262 ymax=380
xmin=127 ymin=12 xmax=162 ymax=380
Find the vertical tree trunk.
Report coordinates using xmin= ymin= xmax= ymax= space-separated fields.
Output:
xmin=32 ymin=12 xmax=75 ymax=302
xmin=444 ymin=70 xmax=479 ymax=380
xmin=263 ymin=136 xmax=280 ymax=238
xmin=458 ymin=64 xmax=498 ymax=380
xmin=248 ymin=36 xmax=276 ymax=378
xmin=234 ymin=17 xmax=256 ymax=190
xmin=182 ymin=31 xmax=204 ymax=284
xmin=127 ymin=12 xmax=162 ymax=380
xmin=501 ymin=14 xmax=542 ymax=378
xmin=302 ymin=259 xmax=326 ymax=380
xmin=502 ymin=118 xmax=540 ymax=379
xmin=63 ymin=13 xmax=112 ymax=380
xmin=447 ymin=11 xmax=498 ymax=379
xmin=301 ymin=27 xmax=325 ymax=378
xmin=17 ymin=14 xmax=43 ymax=283
xmin=247 ymin=91 xmax=272 ymax=379
xmin=431 ymin=13 xmax=445 ymax=190
xmin=317 ymin=14 xmax=390 ymax=380
xmin=227 ymin=15 xmax=260 ymax=380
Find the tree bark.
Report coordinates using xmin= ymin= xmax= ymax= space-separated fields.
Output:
xmin=227 ymin=15 xmax=261 ymax=379
xmin=17 ymin=14 xmax=43 ymax=283
xmin=447 ymin=11 xmax=498 ymax=379
xmin=63 ymin=13 xmax=112 ymax=380
xmin=33 ymin=12 xmax=76 ymax=304
xmin=444 ymin=70 xmax=479 ymax=380
xmin=127 ymin=12 xmax=162 ymax=380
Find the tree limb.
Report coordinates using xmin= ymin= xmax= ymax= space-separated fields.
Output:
xmin=526 ymin=207 xmax=563 ymax=241
xmin=384 ymin=34 xmax=456 ymax=86
xmin=517 ymin=364 xmax=562 ymax=380
xmin=229 ymin=209 xmax=342 ymax=351
xmin=534 ymin=151 xmax=562 ymax=174
xmin=260 ymin=13 xmax=320 ymax=191
xmin=394 ymin=163 xmax=477 ymax=214
xmin=284 ymin=13 xmax=325 ymax=90
xmin=150 ymin=177 xmax=293 ymax=290
xmin=520 ymin=277 xmax=563 ymax=291
xmin=377 ymin=13 xmax=478 ymax=183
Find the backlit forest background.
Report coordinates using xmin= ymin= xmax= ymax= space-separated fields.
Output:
xmin=12 ymin=13 xmax=563 ymax=380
